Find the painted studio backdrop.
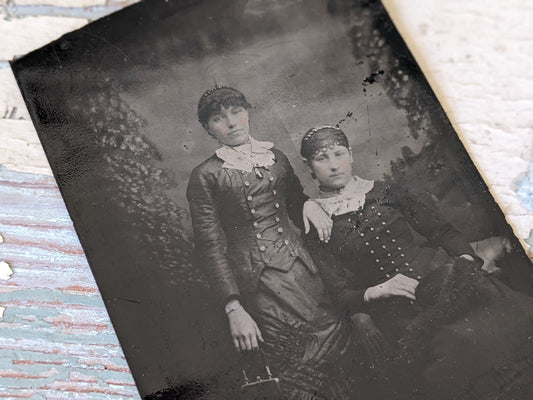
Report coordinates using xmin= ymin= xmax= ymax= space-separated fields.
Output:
xmin=12 ymin=0 xmax=533 ymax=398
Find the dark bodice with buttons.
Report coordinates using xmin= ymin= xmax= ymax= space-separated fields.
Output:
xmin=187 ymin=148 xmax=317 ymax=305
xmin=331 ymin=202 xmax=427 ymax=289
xmin=307 ymin=181 xmax=475 ymax=310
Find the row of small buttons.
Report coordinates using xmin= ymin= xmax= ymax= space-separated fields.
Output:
xmin=244 ymin=172 xmax=286 ymax=254
xmin=259 ymin=240 xmax=291 ymax=252
xmin=368 ymin=205 xmax=419 ymax=304
xmin=356 ymin=207 xmax=421 ymax=281
xmin=247 ymin=191 xmax=277 ymax=202
xmin=250 ymin=203 xmax=279 ymax=214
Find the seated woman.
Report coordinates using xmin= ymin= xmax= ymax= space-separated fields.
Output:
xmin=301 ymin=125 xmax=533 ymax=399
xmin=187 ymin=88 xmax=356 ymax=399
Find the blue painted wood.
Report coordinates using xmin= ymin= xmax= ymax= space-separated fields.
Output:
xmin=0 ymin=166 xmax=140 ymax=399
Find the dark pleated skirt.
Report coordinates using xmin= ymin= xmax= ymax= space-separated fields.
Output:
xmin=246 ymin=258 xmax=356 ymax=400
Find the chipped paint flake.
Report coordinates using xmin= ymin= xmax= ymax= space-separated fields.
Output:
xmin=0 ymin=261 xmax=13 ymax=280
xmin=526 ymin=230 xmax=533 ymax=251
xmin=0 ymin=306 xmax=5 ymax=318
xmin=516 ymin=162 xmax=533 ymax=212
xmin=0 ymin=233 xmax=3 ymax=243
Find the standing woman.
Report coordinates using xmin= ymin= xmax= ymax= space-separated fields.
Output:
xmin=186 ymin=87 xmax=353 ymax=399
xmin=300 ymin=125 xmax=533 ymax=399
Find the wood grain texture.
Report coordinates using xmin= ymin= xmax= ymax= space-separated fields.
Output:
xmin=0 ymin=16 xmax=88 ymax=59
xmin=0 ymin=166 xmax=139 ymax=398
xmin=15 ymin=0 xmax=106 ymax=6
xmin=1 ymin=2 xmax=141 ymax=396
xmin=0 ymin=0 xmax=531 ymax=398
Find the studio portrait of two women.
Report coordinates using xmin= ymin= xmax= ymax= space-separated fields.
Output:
xmin=186 ymin=86 xmax=533 ymax=400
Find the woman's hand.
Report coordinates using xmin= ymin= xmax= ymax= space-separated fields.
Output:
xmin=364 ymin=273 xmax=419 ymax=302
xmin=227 ymin=305 xmax=264 ymax=352
xmin=303 ymin=200 xmax=333 ymax=242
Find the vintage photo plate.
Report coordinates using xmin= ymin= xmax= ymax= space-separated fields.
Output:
xmin=11 ymin=0 xmax=533 ymax=398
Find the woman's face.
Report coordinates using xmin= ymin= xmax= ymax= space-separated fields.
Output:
xmin=308 ymin=144 xmax=353 ymax=190
xmin=206 ymin=105 xmax=250 ymax=146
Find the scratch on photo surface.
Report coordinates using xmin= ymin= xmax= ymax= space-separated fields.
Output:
xmin=366 ymin=104 xmax=372 ymax=137
xmin=81 ymin=31 xmax=131 ymax=64
xmin=261 ymin=39 xmax=297 ymax=49
xmin=111 ymin=297 xmax=141 ymax=304
xmin=272 ymin=103 xmax=291 ymax=136
xmin=51 ymin=44 xmax=63 ymax=68
xmin=336 ymin=111 xmax=357 ymax=127
xmin=233 ymin=52 xmax=262 ymax=57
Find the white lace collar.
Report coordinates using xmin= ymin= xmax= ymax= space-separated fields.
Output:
xmin=215 ymin=137 xmax=276 ymax=172
xmin=314 ymin=176 xmax=374 ymax=217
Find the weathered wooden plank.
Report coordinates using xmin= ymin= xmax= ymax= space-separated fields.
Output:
xmin=14 ymin=0 xmax=106 ymax=6
xmin=0 ymin=120 xmax=52 ymax=175
xmin=0 ymin=16 xmax=88 ymax=60
xmin=3 ymin=1 xmax=140 ymax=21
xmin=0 ymin=166 xmax=140 ymax=398
xmin=0 ymin=68 xmax=31 ymax=121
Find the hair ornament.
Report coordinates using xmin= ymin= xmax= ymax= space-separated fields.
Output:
xmin=200 ymin=84 xmax=233 ymax=101
xmin=300 ymin=125 xmax=350 ymax=159
xmin=302 ymin=125 xmax=342 ymax=142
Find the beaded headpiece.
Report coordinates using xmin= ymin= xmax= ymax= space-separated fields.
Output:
xmin=197 ymin=86 xmax=252 ymax=127
xmin=300 ymin=125 xmax=350 ymax=159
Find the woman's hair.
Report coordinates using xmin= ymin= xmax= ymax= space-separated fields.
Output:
xmin=197 ymin=86 xmax=252 ymax=128
xmin=300 ymin=125 xmax=350 ymax=159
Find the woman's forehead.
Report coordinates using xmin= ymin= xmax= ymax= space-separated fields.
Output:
xmin=312 ymin=143 xmax=349 ymax=157
xmin=209 ymin=104 xmax=244 ymax=115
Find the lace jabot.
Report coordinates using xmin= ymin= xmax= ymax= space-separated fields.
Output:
xmin=215 ymin=137 xmax=276 ymax=172
xmin=314 ymin=176 xmax=374 ymax=217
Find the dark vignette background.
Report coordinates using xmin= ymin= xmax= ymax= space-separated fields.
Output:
xmin=11 ymin=0 xmax=533 ymax=398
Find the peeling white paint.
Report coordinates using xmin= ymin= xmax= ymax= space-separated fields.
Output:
xmin=0 ymin=233 xmax=4 ymax=243
xmin=0 ymin=261 xmax=13 ymax=280
xmin=15 ymin=0 xmax=106 ymax=6
xmin=0 ymin=120 xmax=53 ymax=176
xmin=0 ymin=16 xmax=89 ymax=60
xmin=0 ymin=306 xmax=5 ymax=318
xmin=384 ymin=0 xmax=533 ymax=256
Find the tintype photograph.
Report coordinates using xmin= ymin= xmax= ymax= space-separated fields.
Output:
xmin=11 ymin=0 xmax=533 ymax=398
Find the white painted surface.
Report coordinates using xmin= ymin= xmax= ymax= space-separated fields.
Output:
xmin=0 ymin=16 xmax=88 ymax=59
xmin=383 ymin=0 xmax=533 ymax=252
xmin=15 ymin=0 xmax=106 ymax=6
xmin=0 ymin=119 xmax=52 ymax=175
xmin=0 ymin=69 xmax=31 ymax=120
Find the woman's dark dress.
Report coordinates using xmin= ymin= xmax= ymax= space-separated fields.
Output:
xmin=187 ymin=146 xmax=355 ymax=399
xmin=308 ymin=179 xmax=533 ymax=399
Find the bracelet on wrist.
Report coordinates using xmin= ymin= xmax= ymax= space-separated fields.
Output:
xmin=225 ymin=302 xmax=242 ymax=315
